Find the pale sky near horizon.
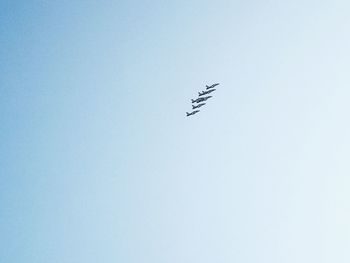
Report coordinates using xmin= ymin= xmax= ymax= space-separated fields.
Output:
xmin=1 ymin=1 xmax=350 ymax=262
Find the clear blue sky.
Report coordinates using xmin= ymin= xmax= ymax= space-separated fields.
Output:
xmin=1 ymin=1 xmax=350 ymax=262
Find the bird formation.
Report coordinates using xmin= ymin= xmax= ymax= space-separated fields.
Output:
xmin=186 ymin=83 xmax=219 ymax=116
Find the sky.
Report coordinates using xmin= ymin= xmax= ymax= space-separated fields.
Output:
xmin=1 ymin=0 xmax=350 ymax=262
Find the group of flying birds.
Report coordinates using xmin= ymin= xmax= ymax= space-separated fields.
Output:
xmin=186 ymin=83 xmax=219 ymax=116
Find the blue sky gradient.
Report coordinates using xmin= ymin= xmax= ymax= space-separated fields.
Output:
xmin=1 ymin=1 xmax=350 ymax=262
